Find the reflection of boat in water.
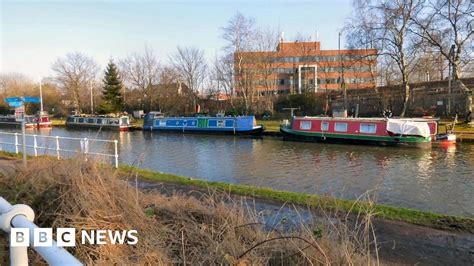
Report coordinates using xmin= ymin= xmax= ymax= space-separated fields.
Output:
xmin=0 ymin=111 xmax=52 ymax=129
xmin=280 ymin=116 xmax=434 ymax=148
xmin=143 ymin=112 xmax=264 ymax=135
xmin=66 ymin=115 xmax=130 ymax=131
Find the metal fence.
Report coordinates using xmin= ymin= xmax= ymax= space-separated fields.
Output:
xmin=0 ymin=196 xmax=83 ymax=265
xmin=0 ymin=131 xmax=119 ymax=168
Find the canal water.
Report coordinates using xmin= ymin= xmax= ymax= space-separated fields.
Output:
xmin=0 ymin=127 xmax=473 ymax=217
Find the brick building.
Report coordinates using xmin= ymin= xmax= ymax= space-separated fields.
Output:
xmin=234 ymin=40 xmax=377 ymax=95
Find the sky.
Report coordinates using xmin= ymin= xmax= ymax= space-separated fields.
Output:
xmin=0 ymin=0 xmax=353 ymax=81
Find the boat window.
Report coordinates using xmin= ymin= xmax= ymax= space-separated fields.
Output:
xmin=321 ymin=122 xmax=329 ymax=131
xmin=87 ymin=118 xmax=95 ymax=123
xmin=300 ymin=121 xmax=312 ymax=130
xmin=78 ymin=118 xmax=84 ymax=123
xmin=360 ymin=123 xmax=377 ymax=134
xmin=334 ymin=122 xmax=348 ymax=132
xmin=109 ymin=119 xmax=119 ymax=125
xmin=217 ymin=120 xmax=225 ymax=127
xmin=67 ymin=117 xmax=74 ymax=122
xmin=121 ymin=117 xmax=128 ymax=125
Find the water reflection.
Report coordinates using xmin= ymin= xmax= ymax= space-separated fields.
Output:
xmin=0 ymin=127 xmax=472 ymax=217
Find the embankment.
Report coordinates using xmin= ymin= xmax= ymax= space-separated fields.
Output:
xmin=0 ymin=153 xmax=473 ymax=264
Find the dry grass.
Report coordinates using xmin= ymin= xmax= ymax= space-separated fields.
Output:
xmin=0 ymin=156 xmax=377 ymax=265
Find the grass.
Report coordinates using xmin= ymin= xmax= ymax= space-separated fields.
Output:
xmin=257 ymin=120 xmax=281 ymax=132
xmin=1 ymin=156 xmax=375 ymax=264
xmin=121 ymin=165 xmax=474 ymax=233
xmin=1 ymin=150 xmax=472 ymax=232
xmin=131 ymin=118 xmax=144 ymax=127
xmin=51 ymin=118 xmax=65 ymax=126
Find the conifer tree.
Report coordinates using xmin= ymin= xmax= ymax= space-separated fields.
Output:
xmin=99 ymin=60 xmax=124 ymax=113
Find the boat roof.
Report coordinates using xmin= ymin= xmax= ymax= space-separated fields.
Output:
xmin=294 ymin=116 xmax=439 ymax=122
xmin=69 ymin=115 xmax=128 ymax=118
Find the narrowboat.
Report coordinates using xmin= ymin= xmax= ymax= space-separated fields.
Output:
xmin=34 ymin=111 xmax=52 ymax=128
xmin=0 ymin=115 xmax=35 ymax=128
xmin=0 ymin=111 xmax=51 ymax=129
xmin=280 ymin=116 xmax=434 ymax=148
xmin=143 ymin=112 xmax=264 ymax=135
xmin=65 ymin=115 xmax=130 ymax=131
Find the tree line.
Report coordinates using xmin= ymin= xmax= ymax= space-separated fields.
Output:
xmin=1 ymin=1 xmax=472 ymax=117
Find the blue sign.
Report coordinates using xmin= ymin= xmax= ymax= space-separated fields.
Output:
xmin=4 ymin=97 xmax=22 ymax=103
xmin=8 ymin=101 xmax=24 ymax=108
xmin=24 ymin=97 xmax=41 ymax=103
xmin=4 ymin=96 xmax=41 ymax=107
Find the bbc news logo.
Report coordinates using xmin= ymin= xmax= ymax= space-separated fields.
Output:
xmin=11 ymin=228 xmax=138 ymax=247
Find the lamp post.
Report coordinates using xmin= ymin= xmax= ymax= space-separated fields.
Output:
xmin=39 ymin=78 xmax=44 ymax=113
xmin=447 ymin=44 xmax=455 ymax=116
xmin=90 ymin=80 xmax=94 ymax=114
xmin=338 ymin=32 xmax=347 ymax=114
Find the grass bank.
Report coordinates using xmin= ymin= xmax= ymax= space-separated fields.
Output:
xmin=257 ymin=120 xmax=281 ymax=133
xmin=121 ymin=165 xmax=474 ymax=233
xmin=0 ymin=156 xmax=374 ymax=264
xmin=51 ymin=118 xmax=65 ymax=126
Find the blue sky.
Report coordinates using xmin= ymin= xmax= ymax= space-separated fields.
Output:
xmin=1 ymin=0 xmax=353 ymax=80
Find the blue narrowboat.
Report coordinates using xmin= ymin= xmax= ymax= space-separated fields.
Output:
xmin=143 ymin=112 xmax=264 ymax=135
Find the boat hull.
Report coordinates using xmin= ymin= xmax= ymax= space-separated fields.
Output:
xmin=280 ymin=126 xmax=431 ymax=148
xmin=143 ymin=115 xmax=263 ymax=136
xmin=66 ymin=123 xmax=129 ymax=131
xmin=65 ymin=115 xmax=130 ymax=131
xmin=144 ymin=126 xmax=264 ymax=135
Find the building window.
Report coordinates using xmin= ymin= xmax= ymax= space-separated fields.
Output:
xmin=334 ymin=122 xmax=348 ymax=132
xmin=300 ymin=121 xmax=312 ymax=130
xmin=360 ymin=123 xmax=377 ymax=134
xmin=280 ymin=79 xmax=285 ymax=85
xmin=321 ymin=122 xmax=329 ymax=131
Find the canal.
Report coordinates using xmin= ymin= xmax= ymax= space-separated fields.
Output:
xmin=1 ymin=127 xmax=473 ymax=217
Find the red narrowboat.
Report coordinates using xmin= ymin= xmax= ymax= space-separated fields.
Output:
xmin=33 ymin=111 xmax=52 ymax=128
xmin=280 ymin=116 xmax=435 ymax=148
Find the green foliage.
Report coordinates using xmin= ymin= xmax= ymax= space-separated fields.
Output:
xmin=225 ymin=108 xmax=240 ymax=116
xmin=275 ymin=93 xmax=329 ymax=116
xmin=100 ymin=60 xmax=124 ymax=114
xmin=313 ymin=228 xmax=323 ymax=239
xmin=144 ymin=207 xmax=155 ymax=217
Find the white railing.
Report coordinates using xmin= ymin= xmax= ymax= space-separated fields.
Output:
xmin=0 ymin=132 xmax=119 ymax=168
xmin=0 ymin=197 xmax=83 ymax=265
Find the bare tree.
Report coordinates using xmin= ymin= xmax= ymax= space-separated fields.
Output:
xmin=52 ymin=52 xmax=99 ymax=113
xmin=221 ymin=12 xmax=257 ymax=113
xmin=212 ymin=53 xmax=235 ymax=107
xmin=411 ymin=0 xmax=473 ymax=79
xmin=119 ymin=46 xmax=160 ymax=111
xmin=252 ymin=27 xmax=280 ymax=112
xmin=347 ymin=0 xmax=423 ymax=117
xmin=169 ymin=46 xmax=207 ymax=99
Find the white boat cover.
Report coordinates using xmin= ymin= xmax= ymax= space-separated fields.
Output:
xmin=386 ymin=119 xmax=431 ymax=138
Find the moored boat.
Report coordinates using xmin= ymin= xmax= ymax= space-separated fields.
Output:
xmin=0 ymin=115 xmax=35 ymax=129
xmin=66 ymin=115 xmax=130 ymax=131
xmin=143 ymin=112 xmax=264 ymax=135
xmin=0 ymin=111 xmax=51 ymax=129
xmin=280 ymin=116 xmax=433 ymax=148
xmin=34 ymin=111 xmax=52 ymax=128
